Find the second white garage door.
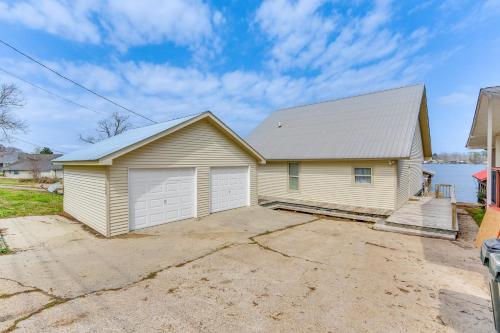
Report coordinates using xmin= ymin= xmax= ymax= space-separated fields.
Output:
xmin=210 ymin=166 xmax=249 ymax=213
xmin=129 ymin=168 xmax=195 ymax=230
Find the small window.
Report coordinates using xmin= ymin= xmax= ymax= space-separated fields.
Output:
xmin=13 ymin=170 xmax=19 ymax=175
xmin=354 ymin=167 xmax=372 ymax=184
xmin=288 ymin=162 xmax=299 ymax=190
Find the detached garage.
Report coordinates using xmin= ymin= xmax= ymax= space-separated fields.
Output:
xmin=53 ymin=112 xmax=265 ymax=237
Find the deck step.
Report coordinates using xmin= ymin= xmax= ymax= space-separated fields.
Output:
xmin=373 ymin=221 xmax=457 ymax=240
xmin=262 ymin=202 xmax=386 ymax=223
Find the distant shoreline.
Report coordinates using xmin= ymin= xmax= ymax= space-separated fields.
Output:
xmin=423 ymin=162 xmax=486 ymax=165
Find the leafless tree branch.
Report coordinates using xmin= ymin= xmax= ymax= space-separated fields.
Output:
xmin=28 ymin=155 xmax=41 ymax=180
xmin=79 ymin=112 xmax=131 ymax=144
xmin=0 ymin=84 xmax=27 ymax=142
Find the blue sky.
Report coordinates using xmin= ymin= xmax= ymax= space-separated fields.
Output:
xmin=0 ymin=0 xmax=498 ymax=154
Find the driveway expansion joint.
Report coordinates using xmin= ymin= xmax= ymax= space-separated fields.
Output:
xmin=2 ymin=216 xmax=325 ymax=332
xmin=248 ymin=217 xmax=326 ymax=265
xmin=1 ymin=242 xmax=239 ymax=332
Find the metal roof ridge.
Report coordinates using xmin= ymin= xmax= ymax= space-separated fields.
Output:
xmin=273 ymin=83 xmax=425 ymax=113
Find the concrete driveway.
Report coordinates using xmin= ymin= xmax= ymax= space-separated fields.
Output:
xmin=0 ymin=206 xmax=493 ymax=332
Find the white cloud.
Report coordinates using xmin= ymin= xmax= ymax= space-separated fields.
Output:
xmin=0 ymin=44 xmax=430 ymax=153
xmin=0 ymin=0 xmax=221 ymax=50
xmin=254 ymin=0 xmax=427 ymax=79
xmin=451 ymin=0 xmax=500 ymax=31
xmin=0 ymin=0 xmax=439 ymax=152
xmin=437 ymin=92 xmax=475 ymax=106
xmin=0 ymin=0 xmax=100 ymax=43
xmin=103 ymin=0 xmax=220 ymax=50
xmin=255 ymin=0 xmax=337 ymax=70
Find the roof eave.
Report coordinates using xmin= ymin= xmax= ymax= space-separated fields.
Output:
xmin=264 ymin=157 xmax=404 ymax=162
xmin=419 ymin=86 xmax=433 ymax=159
xmin=52 ymin=160 xmax=104 ymax=166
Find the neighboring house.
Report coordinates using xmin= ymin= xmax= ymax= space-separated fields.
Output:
xmin=2 ymin=153 xmax=63 ymax=179
xmin=0 ymin=151 xmax=20 ymax=169
xmin=247 ymin=84 xmax=432 ymax=214
xmin=53 ymin=112 xmax=265 ymax=237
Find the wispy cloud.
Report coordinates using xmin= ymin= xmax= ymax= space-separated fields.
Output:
xmin=0 ymin=0 xmax=222 ymax=52
xmin=437 ymin=92 xmax=475 ymax=106
xmin=0 ymin=0 xmax=449 ymax=153
xmin=451 ymin=0 xmax=500 ymax=31
xmin=255 ymin=0 xmax=428 ymax=80
xmin=0 ymin=0 xmax=100 ymax=43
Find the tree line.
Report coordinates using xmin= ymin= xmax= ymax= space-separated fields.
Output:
xmin=431 ymin=151 xmax=486 ymax=164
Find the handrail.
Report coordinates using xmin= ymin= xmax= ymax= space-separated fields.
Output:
xmin=450 ymin=185 xmax=457 ymax=231
xmin=435 ymin=184 xmax=457 ymax=231
xmin=435 ymin=184 xmax=453 ymax=198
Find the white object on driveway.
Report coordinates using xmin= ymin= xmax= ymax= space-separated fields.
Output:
xmin=47 ymin=182 xmax=62 ymax=193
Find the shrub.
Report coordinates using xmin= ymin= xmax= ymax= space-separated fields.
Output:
xmin=19 ymin=177 xmax=60 ymax=184
xmin=0 ymin=247 xmax=11 ymax=255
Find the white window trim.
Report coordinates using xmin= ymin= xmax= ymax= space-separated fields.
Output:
xmin=353 ymin=166 xmax=373 ymax=186
xmin=288 ymin=162 xmax=300 ymax=191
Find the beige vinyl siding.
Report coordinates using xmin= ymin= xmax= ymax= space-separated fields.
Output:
xmin=63 ymin=166 xmax=108 ymax=236
xmin=258 ymin=160 xmax=396 ymax=211
xmin=108 ymin=119 xmax=257 ymax=236
xmin=396 ymin=121 xmax=424 ymax=208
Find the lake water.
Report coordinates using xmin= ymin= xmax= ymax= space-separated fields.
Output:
xmin=423 ymin=164 xmax=485 ymax=203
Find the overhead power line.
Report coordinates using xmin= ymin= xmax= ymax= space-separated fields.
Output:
xmin=0 ymin=39 xmax=156 ymax=124
xmin=0 ymin=67 xmax=106 ymax=116
xmin=11 ymin=136 xmax=66 ymax=154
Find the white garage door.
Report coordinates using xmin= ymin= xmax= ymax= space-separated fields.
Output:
xmin=129 ymin=168 xmax=195 ymax=230
xmin=210 ymin=166 xmax=249 ymax=213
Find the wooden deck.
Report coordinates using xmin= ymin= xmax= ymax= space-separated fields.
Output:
xmin=387 ymin=196 xmax=456 ymax=231
xmin=374 ymin=195 xmax=458 ymax=240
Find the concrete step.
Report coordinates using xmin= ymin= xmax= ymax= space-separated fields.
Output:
xmin=373 ymin=221 xmax=457 ymax=240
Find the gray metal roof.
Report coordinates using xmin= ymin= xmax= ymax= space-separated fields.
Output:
xmin=3 ymin=154 xmax=63 ymax=171
xmin=53 ymin=113 xmax=201 ymax=162
xmin=247 ymin=84 xmax=427 ymax=160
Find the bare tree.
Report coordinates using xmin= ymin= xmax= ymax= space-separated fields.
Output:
xmin=80 ymin=112 xmax=131 ymax=144
xmin=28 ymin=155 xmax=41 ymax=180
xmin=0 ymin=84 xmax=27 ymax=142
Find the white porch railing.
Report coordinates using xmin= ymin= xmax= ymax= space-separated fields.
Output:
xmin=435 ymin=184 xmax=457 ymax=230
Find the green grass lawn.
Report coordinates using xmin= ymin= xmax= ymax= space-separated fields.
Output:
xmin=0 ymin=177 xmax=37 ymax=186
xmin=465 ymin=207 xmax=485 ymax=227
xmin=0 ymin=189 xmax=63 ymax=218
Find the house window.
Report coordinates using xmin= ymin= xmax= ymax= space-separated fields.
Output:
xmin=288 ymin=162 xmax=299 ymax=190
xmin=13 ymin=170 xmax=19 ymax=175
xmin=354 ymin=167 xmax=372 ymax=184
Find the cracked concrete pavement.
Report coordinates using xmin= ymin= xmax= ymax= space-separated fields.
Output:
xmin=0 ymin=206 xmax=494 ymax=332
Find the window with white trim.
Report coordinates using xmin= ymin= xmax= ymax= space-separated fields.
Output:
xmin=288 ymin=162 xmax=299 ymax=190
xmin=354 ymin=167 xmax=372 ymax=184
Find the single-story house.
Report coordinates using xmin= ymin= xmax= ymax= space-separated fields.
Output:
xmin=2 ymin=153 xmax=63 ymax=179
xmin=0 ymin=150 xmax=20 ymax=168
xmin=247 ymin=84 xmax=432 ymax=214
xmin=53 ymin=112 xmax=265 ymax=237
